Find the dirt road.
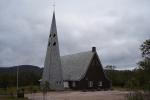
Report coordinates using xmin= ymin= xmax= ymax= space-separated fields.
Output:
xmin=25 ymin=90 xmax=128 ymax=100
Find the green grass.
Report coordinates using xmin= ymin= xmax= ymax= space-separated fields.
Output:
xmin=0 ymin=86 xmax=40 ymax=100
xmin=0 ymin=95 xmax=29 ymax=100
xmin=0 ymin=85 xmax=41 ymax=95
xmin=112 ymin=86 xmax=128 ymax=91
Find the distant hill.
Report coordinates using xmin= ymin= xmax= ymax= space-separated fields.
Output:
xmin=0 ymin=65 xmax=134 ymax=89
xmin=0 ymin=65 xmax=43 ymax=88
xmin=0 ymin=65 xmax=43 ymax=75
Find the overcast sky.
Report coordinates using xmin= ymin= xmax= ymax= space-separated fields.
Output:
xmin=0 ymin=0 xmax=149 ymax=69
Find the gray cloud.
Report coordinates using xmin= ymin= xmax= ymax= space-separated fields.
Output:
xmin=0 ymin=0 xmax=149 ymax=69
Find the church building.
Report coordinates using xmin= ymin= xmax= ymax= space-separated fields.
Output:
xmin=42 ymin=12 xmax=111 ymax=90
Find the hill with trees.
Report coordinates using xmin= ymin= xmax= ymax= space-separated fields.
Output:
xmin=0 ymin=65 xmax=42 ymax=88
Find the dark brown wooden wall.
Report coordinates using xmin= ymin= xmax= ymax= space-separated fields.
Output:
xmin=69 ymin=53 xmax=111 ymax=90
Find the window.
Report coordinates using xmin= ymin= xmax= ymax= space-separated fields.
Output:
xmin=49 ymin=34 xmax=51 ymax=37
xmin=89 ymin=81 xmax=93 ymax=87
xmin=56 ymin=81 xmax=62 ymax=85
xmin=48 ymin=42 xmax=50 ymax=46
xmin=59 ymin=81 xmax=61 ymax=84
xmin=72 ymin=82 xmax=76 ymax=87
xmin=64 ymin=82 xmax=69 ymax=88
xmin=53 ymin=42 xmax=56 ymax=46
xmin=99 ymin=81 xmax=102 ymax=87
xmin=53 ymin=34 xmax=56 ymax=37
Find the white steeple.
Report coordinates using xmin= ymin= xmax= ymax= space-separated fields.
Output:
xmin=42 ymin=12 xmax=64 ymax=90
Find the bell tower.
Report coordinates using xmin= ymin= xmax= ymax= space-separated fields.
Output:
xmin=42 ymin=12 xmax=64 ymax=90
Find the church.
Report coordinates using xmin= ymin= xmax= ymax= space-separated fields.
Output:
xmin=42 ymin=12 xmax=111 ymax=90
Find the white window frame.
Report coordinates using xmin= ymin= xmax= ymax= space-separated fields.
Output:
xmin=64 ymin=82 xmax=69 ymax=88
xmin=89 ymin=81 xmax=93 ymax=87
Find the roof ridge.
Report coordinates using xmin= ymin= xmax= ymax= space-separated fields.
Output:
xmin=61 ymin=51 xmax=92 ymax=57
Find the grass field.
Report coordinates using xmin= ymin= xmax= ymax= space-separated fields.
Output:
xmin=0 ymin=95 xmax=28 ymax=100
xmin=0 ymin=86 xmax=40 ymax=95
xmin=0 ymin=86 xmax=39 ymax=100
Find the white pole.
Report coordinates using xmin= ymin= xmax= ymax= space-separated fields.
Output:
xmin=17 ymin=66 xmax=19 ymax=95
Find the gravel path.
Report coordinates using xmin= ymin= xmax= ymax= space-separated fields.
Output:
xmin=25 ymin=90 xmax=128 ymax=100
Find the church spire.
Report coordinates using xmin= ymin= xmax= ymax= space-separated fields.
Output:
xmin=42 ymin=12 xmax=64 ymax=90
xmin=50 ymin=11 xmax=57 ymax=38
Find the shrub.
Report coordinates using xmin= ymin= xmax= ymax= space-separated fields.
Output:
xmin=125 ymin=91 xmax=150 ymax=100
xmin=126 ymin=91 xmax=144 ymax=100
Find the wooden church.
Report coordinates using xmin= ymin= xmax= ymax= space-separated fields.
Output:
xmin=42 ymin=12 xmax=111 ymax=90
xmin=61 ymin=47 xmax=111 ymax=90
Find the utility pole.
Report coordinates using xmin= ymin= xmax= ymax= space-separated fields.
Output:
xmin=16 ymin=66 xmax=19 ymax=96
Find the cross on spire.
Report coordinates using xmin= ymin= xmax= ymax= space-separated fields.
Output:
xmin=49 ymin=0 xmax=56 ymax=11
xmin=53 ymin=0 xmax=55 ymax=11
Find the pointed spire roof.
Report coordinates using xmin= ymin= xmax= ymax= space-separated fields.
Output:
xmin=52 ymin=11 xmax=56 ymax=21
xmin=42 ymin=12 xmax=64 ymax=90
xmin=50 ymin=12 xmax=57 ymax=36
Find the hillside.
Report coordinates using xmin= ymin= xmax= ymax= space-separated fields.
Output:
xmin=0 ymin=65 xmax=42 ymax=75
xmin=0 ymin=65 xmax=43 ymax=88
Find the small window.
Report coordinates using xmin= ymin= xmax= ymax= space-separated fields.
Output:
xmin=56 ymin=81 xmax=61 ymax=84
xmin=48 ymin=42 xmax=50 ymax=46
xmin=53 ymin=42 xmax=56 ymax=46
xmin=59 ymin=81 xmax=61 ymax=84
xmin=56 ymin=81 xmax=59 ymax=84
xmin=53 ymin=34 xmax=56 ymax=37
xmin=64 ymin=82 xmax=69 ymax=88
xmin=72 ymin=82 xmax=76 ymax=87
xmin=99 ymin=81 xmax=102 ymax=87
xmin=89 ymin=81 xmax=93 ymax=87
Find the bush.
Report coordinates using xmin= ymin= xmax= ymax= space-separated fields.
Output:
xmin=124 ymin=78 xmax=139 ymax=90
xmin=126 ymin=91 xmax=144 ymax=100
xmin=125 ymin=91 xmax=150 ymax=100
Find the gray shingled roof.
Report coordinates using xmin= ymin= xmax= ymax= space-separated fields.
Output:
xmin=61 ymin=51 xmax=94 ymax=81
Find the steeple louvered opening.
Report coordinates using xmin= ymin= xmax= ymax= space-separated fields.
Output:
xmin=53 ymin=42 xmax=56 ymax=46
xmin=48 ymin=42 xmax=50 ymax=46
xmin=53 ymin=34 xmax=56 ymax=37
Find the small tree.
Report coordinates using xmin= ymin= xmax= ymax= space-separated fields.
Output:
xmin=139 ymin=39 xmax=150 ymax=70
xmin=125 ymin=78 xmax=139 ymax=90
xmin=140 ymin=39 xmax=150 ymax=59
xmin=138 ymin=39 xmax=150 ymax=90
xmin=105 ymin=65 xmax=117 ymax=86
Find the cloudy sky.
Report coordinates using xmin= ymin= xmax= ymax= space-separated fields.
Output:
xmin=0 ymin=0 xmax=149 ymax=69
